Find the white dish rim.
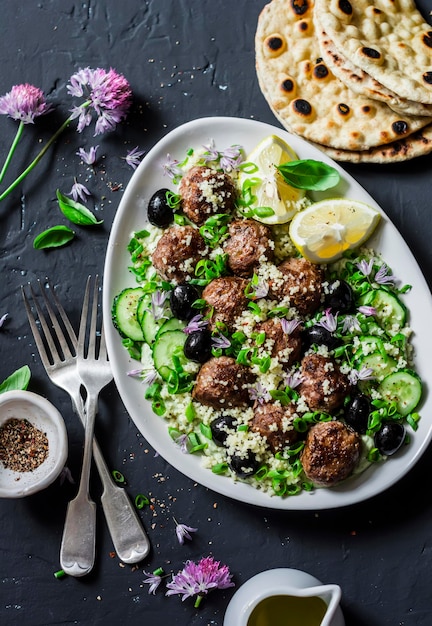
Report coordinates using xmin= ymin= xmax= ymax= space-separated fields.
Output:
xmin=103 ymin=115 xmax=432 ymax=510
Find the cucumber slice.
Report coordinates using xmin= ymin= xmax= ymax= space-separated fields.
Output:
xmin=112 ymin=287 xmax=145 ymax=341
xmin=137 ymin=294 xmax=151 ymax=325
xmin=378 ymin=370 xmax=422 ymax=416
xmin=156 ymin=317 xmax=186 ymax=338
xmin=141 ymin=309 xmax=166 ymax=344
xmin=353 ymin=335 xmax=385 ymax=362
xmin=152 ymin=330 xmax=187 ymax=380
xmin=367 ymin=290 xmax=406 ymax=334
xmin=359 ymin=352 xmax=397 ymax=381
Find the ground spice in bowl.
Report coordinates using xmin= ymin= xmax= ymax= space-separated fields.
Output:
xmin=0 ymin=418 xmax=49 ymax=473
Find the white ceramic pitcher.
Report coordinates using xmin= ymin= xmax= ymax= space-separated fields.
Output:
xmin=223 ymin=568 xmax=345 ymax=626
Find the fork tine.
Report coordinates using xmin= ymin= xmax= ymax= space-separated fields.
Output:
xmin=22 ymin=285 xmax=52 ymax=371
xmin=77 ymin=276 xmax=95 ymax=359
xmin=47 ymin=281 xmax=78 ymax=350
xmin=98 ymin=321 xmax=108 ymax=362
xmin=37 ymin=281 xmax=76 ymax=361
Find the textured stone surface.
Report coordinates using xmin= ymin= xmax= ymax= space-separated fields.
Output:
xmin=1 ymin=2 xmax=432 ymax=625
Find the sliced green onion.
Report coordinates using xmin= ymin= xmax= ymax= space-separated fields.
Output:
xmin=153 ymin=567 xmax=165 ymax=576
xmin=200 ymin=423 xmax=213 ymax=440
xmin=54 ymin=569 xmax=66 ymax=579
xmin=185 ymin=402 xmax=196 ymax=423
xmin=112 ymin=470 xmax=125 ymax=484
xmin=254 ymin=465 xmax=269 ymax=480
xmin=134 ymin=494 xmax=150 ymax=509
xmin=367 ymin=447 xmax=381 ymax=462
xmin=212 ymin=462 xmax=228 ymax=475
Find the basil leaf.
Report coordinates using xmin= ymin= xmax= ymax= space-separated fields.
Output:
xmin=56 ymin=189 xmax=103 ymax=226
xmin=0 ymin=365 xmax=31 ymax=394
xmin=277 ymin=160 xmax=340 ymax=191
xmin=33 ymin=225 xmax=75 ymax=249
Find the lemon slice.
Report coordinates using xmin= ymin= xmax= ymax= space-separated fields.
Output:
xmin=239 ymin=135 xmax=306 ymax=225
xmin=289 ymin=198 xmax=381 ymax=263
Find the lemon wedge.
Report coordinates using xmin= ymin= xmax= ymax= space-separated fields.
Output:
xmin=239 ymin=135 xmax=306 ymax=225
xmin=289 ymin=198 xmax=381 ymax=263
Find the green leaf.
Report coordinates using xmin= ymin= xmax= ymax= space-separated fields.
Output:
xmin=277 ymin=160 xmax=340 ymax=191
xmin=0 ymin=365 xmax=31 ymax=393
xmin=33 ymin=225 xmax=75 ymax=249
xmin=56 ymin=189 xmax=103 ymax=226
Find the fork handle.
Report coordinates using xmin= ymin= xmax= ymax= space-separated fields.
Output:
xmin=92 ymin=439 xmax=151 ymax=563
xmin=60 ymin=495 xmax=97 ymax=577
xmin=71 ymin=397 xmax=150 ymax=563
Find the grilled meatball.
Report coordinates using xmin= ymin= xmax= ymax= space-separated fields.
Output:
xmin=250 ymin=401 xmax=298 ymax=453
xmin=202 ymin=276 xmax=248 ymax=331
xmin=192 ymin=356 xmax=255 ymax=408
xmin=256 ymin=318 xmax=302 ymax=368
xmin=269 ymin=257 xmax=324 ymax=316
xmin=179 ymin=166 xmax=237 ymax=225
xmin=301 ymin=420 xmax=361 ymax=487
xmin=151 ymin=225 xmax=207 ymax=284
xmin=298 ymin=353 xmax=350 ymax=413
xmin=224 ymin=219 xmax=274 ymax=277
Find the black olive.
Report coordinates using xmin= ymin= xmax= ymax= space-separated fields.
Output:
xmin=228 ymin=449 xmax=259 ymax=478
xmin=147 ymin=188 xmax=174 ymax=228
xmin=302 ymin=325 xmax=340 ymax=350
xmin=210 ymin=415 xmax=238 ymax=447
xmin=184 ymin=330 xmax=213 ymax=363
xmin=169 ymin=284 xmax=200 ymax=321
xmin=374 ymin=422 xmax=406 ymax=456
xmin=345 ymin=394 xmax=371 ymax=434
xmin=324 ymin=280 xmax=355 ymax=313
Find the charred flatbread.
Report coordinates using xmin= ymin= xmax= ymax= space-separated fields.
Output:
xmin=314 ymin=17 xmax=432 ymax=117
xmin=255 ymin=0 xmax=430 ymax=151
xmin=314 ymin=0 xmax=432 ymax=105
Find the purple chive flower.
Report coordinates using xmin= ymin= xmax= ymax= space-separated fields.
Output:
xmin=349 ymin=367 xmax=375 ymax=385
xmin=68 ymin=67 xmax=132 ymax=135
xmin=316 ymin=308 xmax=337 ymax=333
xmin=174 ymin=433 xmax=190 ymax=454
xmin=163 ymin=153 xmax=182 ymax=179
xmin=77 ymin=145 xmax=99 ymax=165
xmin=219 ymin=145 xmax=243 ymax=173
xmin=125 ymin=146 xmax=145 ymax=170
xmin=280 ymin=318 xmax=301 ymax=334
xmin=249 ymin=382 xmax=271 ymax=404
xmin=285 ymin=369 xmax=303 ymax=389
xmin=358 ymin=305 xmax=376 ymax=317
xmin=183 ymin=314 xmax=209 ymax=335
xmin=174 ymin=518 xmax=198 ymax=545
xmin=143 ymin=569 xmax=164 ymax=595
xmin=166 ymin=556 xmax=234 ymax=608
xmin=151 ymin=290 xmax=169 ymax=321
xmin=0 ymin=83 xmax=52 ymax=124
xmin=127 ymin=367 xmax=158 ymax=386
xmin=253 ymin=277 xmax=269 ymax=299
xmin=202 ymin=140 xmax=219 ymax=162
xmin=374 ymin=263 xmax=396 ymax=286
xmin=342 ymin=315 xmax=361 ymax=334
xmin=68 ymin=178 xmax=91 ymax=203
xmin=211 ymin=334 xmax=231 ymax=350
xmin=357 ymin=259 xmax=374 ymax=277
xmin=0 ymin=313 xmax=8 ymax=329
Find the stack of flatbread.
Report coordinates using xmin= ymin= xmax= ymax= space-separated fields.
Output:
xmin=255 ymin=0 xmax=432 ymax=162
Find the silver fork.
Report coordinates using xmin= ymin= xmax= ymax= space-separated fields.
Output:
xmin=22 ymin=279 xmax=150 ymax=574
xmin=59 ymin=275 xmax=112 ymax=576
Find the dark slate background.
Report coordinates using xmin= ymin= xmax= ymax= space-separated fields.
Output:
xmin=1 ymin=1 xmax=432 ymax=625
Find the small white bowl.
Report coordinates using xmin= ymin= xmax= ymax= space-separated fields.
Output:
xmin=0 ymin=390 xmax=68 ymax=498
xmin=224 ymin=568 xmax=345 ymax=626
